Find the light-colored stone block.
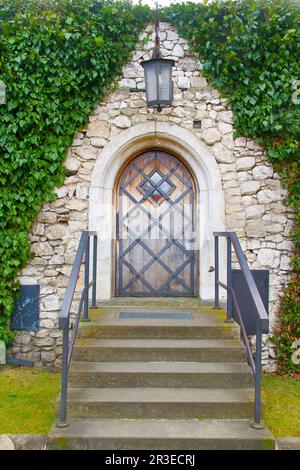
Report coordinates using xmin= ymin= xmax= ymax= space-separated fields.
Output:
xmin=280 ymin=255 xmax=291 ymax=270
xmin=218 ymin=122 xmax=232 ymax=134
xmin=65 ymin=155 xmax=80 ymax=174
xmin=173 ymin=44 xmax=184 ymax=58
xmin=32 ymin=242 xmax=54 ymax=257
xmin=252 ymin=165 xmax=273 ymax=180
xmin=236 ymin=157 xmax=256 ymax=171
xmin=265 ymin=223 xmax=282 ymax=234
xmin=76 ymin=185 xmax=89 ymax=200
xmin=45 ymin=224 xmax=68 ymax=240
xmin=213 ymin=143 xmax=234 ymax=163
xmin=119 ymin=78 xmax=136 ymax=89
xmin=167 ymin=30 xmax=179 ymax=41
xmin=42 ymin=294 xmax=60 ymax=311
xmin=234 ymin=137 xmax=247 ymax=147
xmin=74 ymin=145 xmax=98 ymax=160
xmin=86 ymin=122 xmax=110 ymax=139
xmin=241 ymin=181 xmax=260 ymax=195
xmin=190 ymin=76 xmax=207 ymax=88
xmin=202 ymin=128 xmax=222 ymax=145
xmin=111 ymin=115 xmax=131 ymax=129
xmin=123 ymin=64 xmax=139 ymax=79
xmin=222 ymin=134 xmax=234 ymax=150
xmin=257 ymin=248 xmax=280 ymax=268
xmin=177 ymin=57 xmax=197 ymax=71
xmin=246 ymin=221 xmax=266 ymax=237
xmin=218 ymin=110 xmax=233 ymax=123
xmin=177 ymin=76 xmax=190 ymax=88
xmin=257 ymin=189 xmax=278 ymax=204
xmin=245 ymin=205 xmax=264 ymax=219
xmin=90 ymin=137 xmax=106 ymax=148
xmin=163 ymin=40 xmax=173 ymax=50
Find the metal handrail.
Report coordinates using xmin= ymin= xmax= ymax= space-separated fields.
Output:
xmin=230 ymin=233 xmax=269 ymax=329
xmin=56 ymin=230 xmax=98 ymax=428
xmin=213 ymin=231 xmax=268 ymax=428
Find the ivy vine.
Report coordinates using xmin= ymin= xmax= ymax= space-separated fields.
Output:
xmin=0 ymin=0 xmax=152 ymax=343
xmin=164 ymin=0 xmax=300 ymax=373
xmin=0 ymin=0 xmax=299 ymax=373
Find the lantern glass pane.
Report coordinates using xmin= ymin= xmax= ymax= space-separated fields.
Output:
xmin=158 ymin=61 xmax=171 ymax=101
xmin=145 ymin=62 xmax=158 ymax=103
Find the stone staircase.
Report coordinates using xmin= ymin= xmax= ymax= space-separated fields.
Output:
xmin=47 ymin=299 xmax=275 ymax=450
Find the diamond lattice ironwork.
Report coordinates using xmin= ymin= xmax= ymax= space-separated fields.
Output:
xmin=137 ymin=168 xmax=175 ymax=205
xmin=117 ymin=151 xmax=196 ymax=296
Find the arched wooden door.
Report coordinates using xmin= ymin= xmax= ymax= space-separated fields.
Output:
xmin=116 ymin=150 xmax=196 ymax=296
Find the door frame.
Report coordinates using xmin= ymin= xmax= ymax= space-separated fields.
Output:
xmin=113 ymin=148 xmax=199 ymax=297
xmin=89 ymin=122 xmax=226 ymax=302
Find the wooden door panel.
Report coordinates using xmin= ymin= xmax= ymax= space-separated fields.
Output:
xmin=117 ymin=151 xmax=196 ymax=296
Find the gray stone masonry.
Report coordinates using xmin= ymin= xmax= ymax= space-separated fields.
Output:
xmin=10 ymin=23 xmax=294 ymax=370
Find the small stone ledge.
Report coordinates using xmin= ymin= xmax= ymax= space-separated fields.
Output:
xmin=0 ymin=435 xmax=15 ymax=450
xmin=6 ymin=434 xmax=46 ymax=450
xmin=276 ymin=438 xmax=300 ymax=450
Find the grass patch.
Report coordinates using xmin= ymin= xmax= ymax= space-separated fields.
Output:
xmin=262 ymin=374 xmax=300 ymax=437
xmin=0 ymin=365 xmax=60 ymax=434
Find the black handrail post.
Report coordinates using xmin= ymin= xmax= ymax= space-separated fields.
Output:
xmin=91 ymin=234 xmax=97 ymax=309
xmin=225 ymin=235 xmax=234 ymax=323
xmin=56 ymin=231 xmax=100 ymax=430
xmin=56 ymin=323 xmax=70 ymax=428
xmin=82 ymin=235 xmax=90 ymax=322
xmin=252 ymin=319 xmax=264 ymax=429
xmin=213 ymin=230 xmax=269 ymax=429
xmin=213 ymin=235 xmax=220 ymax=309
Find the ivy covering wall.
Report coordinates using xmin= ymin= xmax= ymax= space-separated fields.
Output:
xmin=0 ymin=0 xmax=152 ymax=343
xmin=164 ymin=0 xmax=300 ymax=373
xmin=0 ymin=0 xmax=299 ymax=372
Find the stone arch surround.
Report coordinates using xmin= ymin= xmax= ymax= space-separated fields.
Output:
xmin=89 ymin=121 xmax=226 ymax=301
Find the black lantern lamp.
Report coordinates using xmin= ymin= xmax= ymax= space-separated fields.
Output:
xmin=141 ymin=4 xmax=174 ymax=112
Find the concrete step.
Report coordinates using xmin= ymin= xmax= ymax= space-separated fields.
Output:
xmin=47 ymin=418 xmax=275 ymax=450
xmin=77 ymin=321 xmax=238 ymax=340
xmin=93 ymin=298 xmax=215 ymax=308
xmin=73 ymin=338 xmax=246 ymax=362
xmin=57 ymin=387 xmax=255 ymax=420
xmin=69 ymin=361 xmax=253 ymax=388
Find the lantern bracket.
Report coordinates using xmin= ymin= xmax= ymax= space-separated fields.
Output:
xmin=152 ymin=2 xmax=161 ymax=59
xmin=141 ymin=2 xmax=175 ymax=112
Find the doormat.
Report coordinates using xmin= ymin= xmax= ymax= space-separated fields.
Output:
xmin=118 ymin=311 xmax=194 ymax=320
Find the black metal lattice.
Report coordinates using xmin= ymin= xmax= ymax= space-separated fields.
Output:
xmin=137 ymin=168 xmax=176 ymax=206
xmin=117 ymin=151 xmax=196 ymax=296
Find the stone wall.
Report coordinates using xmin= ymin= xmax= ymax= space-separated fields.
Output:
xmin=10 ymin=23 xmax=294 ymax=370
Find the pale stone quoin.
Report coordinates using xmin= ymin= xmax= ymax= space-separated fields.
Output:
xmin=11 ymin=24 xmax=294 ymax=371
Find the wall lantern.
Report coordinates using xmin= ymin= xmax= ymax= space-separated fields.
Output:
xmin=141 ymin=4 xmax=174 ymax=112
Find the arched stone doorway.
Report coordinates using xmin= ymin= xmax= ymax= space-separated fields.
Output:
xmin=89 ymin=121 xmax=226 ymax=301
xmin=116 ymin=150 xmax=197 ymax=296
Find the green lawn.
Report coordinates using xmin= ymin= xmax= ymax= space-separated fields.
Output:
xmin=262 ymin=374 xmax=300 ymax=437
xmin=0 ymin=365 xmax=60 ymax=434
